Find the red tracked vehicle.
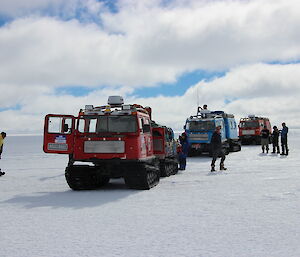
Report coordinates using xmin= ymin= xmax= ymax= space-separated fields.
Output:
xmin=43 ymin=96 xmax=178 ymax=190
xmin=238 ymin=115 xmax=272 ymax=145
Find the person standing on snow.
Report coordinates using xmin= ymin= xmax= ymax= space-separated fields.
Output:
xmin=210 ymin=126 xmax=226 ymax=172
xmin=280 ymin=122 xmax=289 ymax=155
xmin=178 ymin=133 xmax=189 ymax=170
xmin=271 ymin=126 xmax=280 ymax=154
xmin=0 ymin=132 xmax=7 ymax=176
xmin=260 ymin=126 xmax=270 ymax=153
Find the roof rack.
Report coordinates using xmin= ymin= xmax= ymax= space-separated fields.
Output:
xmin=240 ymin=116 xmax=269 ymax=121
xmin=189 ymin=107 xmax=234 ymax=120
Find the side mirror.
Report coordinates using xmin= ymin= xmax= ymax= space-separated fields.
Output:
xmin=63 ymin=124 xmax=69 ymax=133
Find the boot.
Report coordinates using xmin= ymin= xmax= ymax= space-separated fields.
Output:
xmin=211 ymin=165 xmax=216 ymax=172
xmin=281 ymin=146 xmax=285 ymax=155
xmin=220 ymin=163 xmax=227 ymax=171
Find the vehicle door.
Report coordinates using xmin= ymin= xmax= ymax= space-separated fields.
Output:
xmin=43 ymin=114 xmax=75 ymax=154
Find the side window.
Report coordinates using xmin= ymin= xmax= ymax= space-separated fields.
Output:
xmin=48 ymin=117 xmax=72 ymax=134
xmin=77 ymin=118 xmax=97 ymax=133
xmin=142 ymin=118 xmax=151 ymax=133
xmin=231 ymin=121 xmax=235 ymax=129
xmin=78 ymin=118 xmax=85 ymax=132
xmin=89 ymin=119 xmax=97 ymax=133
xmin=221 ymin=121 xmax=224 ymax=128
xmin=139 ymin=118 xmax=144 ymax=132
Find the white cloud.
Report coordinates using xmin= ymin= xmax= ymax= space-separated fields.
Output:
xmin=1 ymin=63 xmax=300 ymax=134
xmin=1 ymin=0 xmax=300 ymax=133
xmin=1 ymin=0 xmax=300 ymax=90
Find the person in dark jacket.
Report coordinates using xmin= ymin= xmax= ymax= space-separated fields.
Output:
xmin=271 ymin=126 xmax=280 ymax=154
xmin=178 ymin=133 xmax=189 ymax=170
xmin=261 ymin=126 xmax=270 ymax=153
xmin=280 ymin=122 xmax=289 ymax=155
xmin=210 ymin=126 xmax=226 ymax=172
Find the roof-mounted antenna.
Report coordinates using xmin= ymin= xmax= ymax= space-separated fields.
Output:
xmin=197 ymin=87 xmax=199 ymax=108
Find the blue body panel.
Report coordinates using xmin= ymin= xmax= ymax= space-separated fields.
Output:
xmin=224 ymin=117 xmax=238 ymax=140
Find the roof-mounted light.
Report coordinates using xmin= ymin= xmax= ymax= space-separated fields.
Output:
xmin=85 ymin=105 xmax=94 ymax=111
xmin=108 ymin=96 xmax=124 ymax=106
xmin=104 ymin=105 xmax=111 ymax=113
xmin=122 ymin=104 xmax=131 ymax=110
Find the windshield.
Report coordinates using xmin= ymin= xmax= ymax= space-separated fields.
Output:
xmin=78 ymin=116 xmax=137 ymax=133
xmin=188 ymin=120 xmax=215 ymax=131
xmin=240 ymin=121 xmax=259 ymax=128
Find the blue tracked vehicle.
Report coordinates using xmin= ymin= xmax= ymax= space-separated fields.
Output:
xmin=184 ymin=108 xmax=241 ymax=156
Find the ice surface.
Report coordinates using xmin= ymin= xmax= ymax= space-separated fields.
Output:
xmin=1 ymin=131 xmax=300 ymax=257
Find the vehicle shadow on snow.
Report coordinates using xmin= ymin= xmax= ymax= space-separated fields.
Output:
xmin=1 ymin=179 xmax=141 ymax=209
xmin=39 ymin=174 xmax=65 ymax=181
xmin=187 ymin=155 xmax=211 ymax=163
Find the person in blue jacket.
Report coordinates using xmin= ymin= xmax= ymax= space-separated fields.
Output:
xmin=178 ymin=132 xmax=189 ymax=170
xmin=280 ymin=122 xmax=289 ymax=155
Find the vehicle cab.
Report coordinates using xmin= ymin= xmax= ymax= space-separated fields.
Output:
xmin=185 ymin=115 xmax=226 ymax=155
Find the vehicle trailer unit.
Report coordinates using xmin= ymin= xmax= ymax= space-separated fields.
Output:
xmin=184 ymin=109 xmax=241 ymax=156
xmin=43 ymin=96 xmax=178 ymax=190
xmin=152 ymin=124 xmax=178 ymax=177
xmin=238 ymin=115 xmax=272 ymax=145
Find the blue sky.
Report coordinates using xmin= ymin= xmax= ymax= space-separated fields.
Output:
xmin=54 ymin=70 xmax=226 ymax=98
xmin=1 ymin=0 xmax=300 ymax=133
xmin=133 ymin=70 xmax=226 ymax=98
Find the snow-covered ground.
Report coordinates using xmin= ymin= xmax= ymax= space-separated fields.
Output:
xmin=1 ymin=131 xmax=300 ymax=257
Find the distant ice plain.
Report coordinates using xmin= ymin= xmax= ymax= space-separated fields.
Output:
xmin=1 ymin=131 xmax=300 ymax=257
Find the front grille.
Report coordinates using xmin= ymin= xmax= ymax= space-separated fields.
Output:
xmin=189 ymin=133 xmax=208 ymax=141
xmin=84 ymin=141 xmax=125 ymax=153
xmin=242 ymin=130 xmax=255 ymax=135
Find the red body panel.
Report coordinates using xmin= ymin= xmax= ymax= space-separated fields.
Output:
xmin=153 ymin=127 xmax=166 ymax=158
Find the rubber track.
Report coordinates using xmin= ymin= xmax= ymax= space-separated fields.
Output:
xmin=65 ymin=165 xmax=110 ymax=190
xmin=160 ymin=159 xmax=178 ymax=177
xmin=124 ymin=162 xmax=160 ymax=190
